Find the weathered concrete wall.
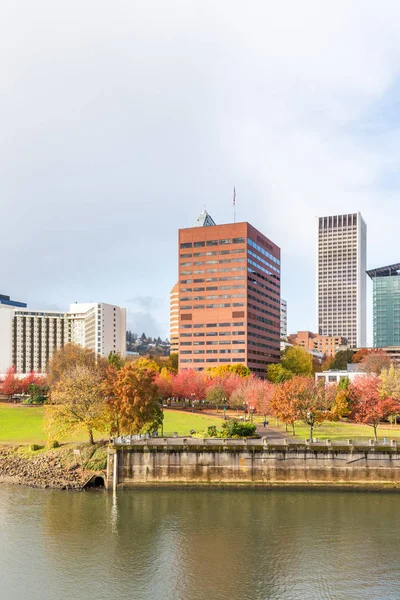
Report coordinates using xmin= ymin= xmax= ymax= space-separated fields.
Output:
xmin=107 ymin=439 xmax=400 ymax=489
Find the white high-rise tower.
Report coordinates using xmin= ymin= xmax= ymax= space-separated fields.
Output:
xmin=317 ymin=213 xmax=366 ymax=348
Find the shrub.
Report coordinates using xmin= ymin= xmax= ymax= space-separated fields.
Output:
xmin=206 ymin=425 xmax=219 ymax=437
xmin=48 ymin=440 xmax=60 ymax=449
xmin=221 ymin=420 xmax=257 ymax=438
xmin=30 ymin=444 xmax=44 ymax=451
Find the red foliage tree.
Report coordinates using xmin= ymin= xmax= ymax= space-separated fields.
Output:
xmin=19 ymin=371 xmax=46 ymax=394
xmin=172 ymin=369 xmax=209 ymax=402
xmin=1 ymin=366 xmax=19 ymax=399
xmin=244 ymin=378 xmax=274 ymax=419
xmin=349 ymin=375 xmax=400 ymax=440
xmin=359 ymin=351 xmax=391 ymax=375
xmin=155 ymin=368 xmax=174 ymax=402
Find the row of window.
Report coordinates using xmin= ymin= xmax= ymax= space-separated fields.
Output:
xmin=181 ymin=303 xmax=245 ymax=310
xmin=180 ymin=237 xmax=246 ymax=249
xmin=248 ymin=238 xmax=280 ymax=266
xmin=181 ymin=294 xmax=245 ymax=301
xmin=180 ymin=358 xmax=244 ymax=364
xmin=180 ymin=276 xmax=245 ymax=286
xmin=181 ymin=322 xmax=244 ymax=329
xmin=180 ymin=258 xmax=245 ymax=267
xmin=181 ymin=340 xmax=245 ymax=346
xmin=180 ymin=249 xmax=245 ymax=259
xmin=248 ymin=267 xmax=280 ymax=293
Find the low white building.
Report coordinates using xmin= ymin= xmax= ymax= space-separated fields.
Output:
xmin=0 ymin=302 xmax=126 ymax=374
xmin=315 ymin=369 xmax=368 ymax=385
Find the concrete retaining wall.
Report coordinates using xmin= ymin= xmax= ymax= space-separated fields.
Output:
xmin=106 ymin=439 xmax=400 ymax=489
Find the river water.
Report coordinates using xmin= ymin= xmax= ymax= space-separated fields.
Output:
xmin=1 ymin=485 xmax=399 ymax=600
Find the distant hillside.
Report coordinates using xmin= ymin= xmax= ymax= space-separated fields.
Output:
xmin=126 ymin=331 xmax=170 ymax=357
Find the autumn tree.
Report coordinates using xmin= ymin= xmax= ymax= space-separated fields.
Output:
xmin=380 ymin=364 xmax=400 ymax=425
xmin=270 ymin=380 xmax=298 ymax=434
xmin=359 ymin=350 xmax=391 ymax=375
xmin=155 ymin=367 xmax=174 ymax=402
xmin=0 ymin=366 xmax=20 ymax=399
xmin=207 ymin=363 xmax=250 ymax=378
xmin=321 ymin=355 xmax=334 ymax=372
xmin=349 ymin=375 xmax=400 ymax=440
xmin=331 ymin=377 xmax=350 ymax=419
xmin=246 ymin=379 xmax=274 ymax=420
xmin=45 ymin=364 xmax=107 ymax=444
xmin=352 ymin=348 xmax=370 ymax=364
xmin=172 ymin=369 xmax=209 ymax=402
xmin=289 ymin=377 xmax=335 ymax=441
xmin=19 ymin=371 xmax=46 ymax=394
xmin=229 ymin=382 xmax=247 ymax=415
xmin=47 ymin=344 xmax=105 ymax=387
xmin=113 ymin=359 xmax=163 ymax=434
xmin=380 ymin=364 xmax=400 ymax=400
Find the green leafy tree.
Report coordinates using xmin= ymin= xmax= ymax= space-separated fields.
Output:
xmin=206 ymin=384 xmax=227 ymax=412
xmin=330 ymin=349 xmax=354 ymax=370
xmin=166 ymin=353 xmax=178 ymax=374
xmin=108 ymin=351 xmax=125 ymax=370
xmin=281 ymin=346 xmax=313 ymax=377
xmin=266 ymin=363 xmax=293 ymax=383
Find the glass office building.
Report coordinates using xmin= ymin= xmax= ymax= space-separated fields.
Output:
xmin=367 ymin=263 xmax=400 ymax=347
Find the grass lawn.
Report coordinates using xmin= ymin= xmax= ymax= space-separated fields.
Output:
xmin=0 ymin=404 xmax=223 ymax=444
xmin=271 ymin=418 xmax=400 ymax=442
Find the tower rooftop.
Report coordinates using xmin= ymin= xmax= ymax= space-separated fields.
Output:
xmin=193 ymin=208 xmax=216 ymax=227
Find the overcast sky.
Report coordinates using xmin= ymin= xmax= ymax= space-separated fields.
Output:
xmin=2 ymin=1 xmax=400 ymax=342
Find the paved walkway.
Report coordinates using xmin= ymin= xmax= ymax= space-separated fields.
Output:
xmin=254 ymin=421 xmax=294 ymax=441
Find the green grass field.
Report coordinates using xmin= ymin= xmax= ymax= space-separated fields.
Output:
xmin=0 ymin=404 xmax=223 ymax=444
xmin=269 ymin=418 xmax=400 ymax=441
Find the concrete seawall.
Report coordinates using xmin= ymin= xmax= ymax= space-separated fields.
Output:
xmin=107 ymin=438 xmax=400 ymax=489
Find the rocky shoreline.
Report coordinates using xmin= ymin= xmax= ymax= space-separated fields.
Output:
xmin=0 ymin=443 xmax=107 ymax=490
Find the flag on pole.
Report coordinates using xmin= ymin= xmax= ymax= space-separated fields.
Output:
xmin=233 ymin=186 xmax=236 ymax=206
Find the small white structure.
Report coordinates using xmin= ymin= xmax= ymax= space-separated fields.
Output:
xmin=316 ymin=369 xmax=368 ymax=384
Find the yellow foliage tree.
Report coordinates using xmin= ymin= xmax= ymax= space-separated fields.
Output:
xmin=45 ymin=364 xmax=107 ymax=444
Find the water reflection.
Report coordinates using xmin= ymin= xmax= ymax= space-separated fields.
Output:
xmin=1 ymin=486 xmax=400 ymax=600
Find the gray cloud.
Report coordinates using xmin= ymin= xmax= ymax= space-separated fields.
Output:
xmin=2 ymin=1 xmax=400 ymax=344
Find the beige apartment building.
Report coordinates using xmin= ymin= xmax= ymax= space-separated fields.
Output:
xmin=287 ymin=331 xmax=348 ymax=357
xmin=0 ymin=302 xmax=126 ymax=374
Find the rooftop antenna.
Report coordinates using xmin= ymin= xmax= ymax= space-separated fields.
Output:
xmin=233 ymin=186 xmax=236 ymax=223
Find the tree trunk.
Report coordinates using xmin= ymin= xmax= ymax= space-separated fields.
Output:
xmin=285 ymin=423 xmax=288 ymax=432
xmin=292 ymin=422 xmax=295 ymax=435
xmin=373 ymin=424 xmax=378 ymax=441
xmin=88 ymin=429 xmax=94 ymax=445
xmin=309 ymin=423 xmax=313 ymax=442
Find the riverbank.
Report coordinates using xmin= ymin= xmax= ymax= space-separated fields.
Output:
xmin=0 ymin=443 xmax=107 ymax=490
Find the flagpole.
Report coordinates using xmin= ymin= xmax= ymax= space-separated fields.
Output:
xmin=233 ymin=186 xmax=236 ymax=223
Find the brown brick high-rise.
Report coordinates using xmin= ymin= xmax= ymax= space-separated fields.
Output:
xmin=177 ymin=219 xmax=281 ymax=376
